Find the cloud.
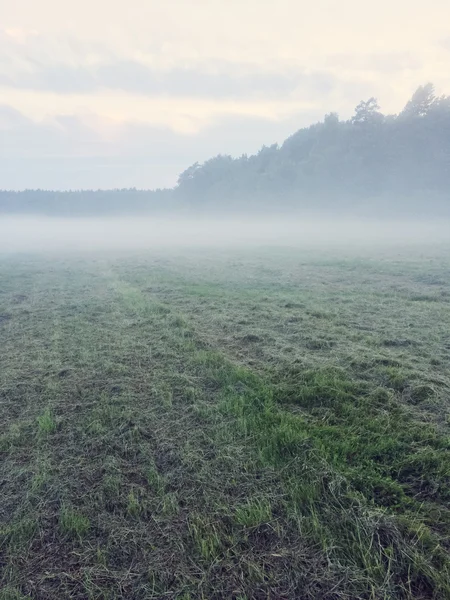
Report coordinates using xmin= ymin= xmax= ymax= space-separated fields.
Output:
xmin=0 ymin=27 xmax=338 ymax=101
xmin=0 ymin=53 xmax=336 ymax=101
xmin=0 ymin=105 xmax=146 ymax=165
xmin=325 ymin=52 xmax=421 ymax=74
xmin=0 ymin=104 xmax=31 ymax=129
xmin=0 ymin=104 xmax=322 ymax=190
xmin=2 ymin=27 xmax=39 ymax=44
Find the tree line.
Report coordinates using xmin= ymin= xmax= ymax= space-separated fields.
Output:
xmin=2 ymin=84 xmax=450 ymax=217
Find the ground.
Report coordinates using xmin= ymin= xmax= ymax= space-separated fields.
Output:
xmin=1 ymin=244 xmax=449 ymax=599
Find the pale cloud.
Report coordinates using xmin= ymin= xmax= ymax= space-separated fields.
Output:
xmin=3 ymin=28 xmax=39 ymax=44
xmin=0 ymin=104 xmax=320 ymax=189
xmin=1 ymin=55 xmax=336 ymax=100
xmin=1 ymin=0 xmax=450 ymax=68
xmin=1 ymin=86 xmax=331 ymax=135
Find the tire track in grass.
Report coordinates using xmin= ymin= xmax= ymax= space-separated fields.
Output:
xmin=2 ymin=263 xmax=336 ymax=599
xmin=102 ymin=275 xmax=344 ymax=599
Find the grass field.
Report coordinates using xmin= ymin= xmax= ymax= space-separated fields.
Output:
xmin=1 ymin=244 xmax=450 ymax=599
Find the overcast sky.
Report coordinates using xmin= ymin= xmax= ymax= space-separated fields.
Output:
xmin=1 ymin=0 xmax=450 ymax=190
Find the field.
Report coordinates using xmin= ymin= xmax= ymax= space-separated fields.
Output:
xmin=1 ymin=244 xmax=450 ymax=599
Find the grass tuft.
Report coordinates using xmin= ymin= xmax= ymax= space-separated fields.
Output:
xmin=37 ymin=407 xmax=57 ymax=435
xmin=59 ymin=505 xmax=90 ymax=539
xmin=234 ymin=498 xmax=273 ymax=528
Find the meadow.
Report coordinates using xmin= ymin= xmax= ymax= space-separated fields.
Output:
xmin=1 ymin=244 xmax=449 ymax=599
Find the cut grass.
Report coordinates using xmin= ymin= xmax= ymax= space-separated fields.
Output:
xmin=0 ymin=246 xmax=449 ymax=599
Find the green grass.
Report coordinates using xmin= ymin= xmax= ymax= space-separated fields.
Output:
xmin=0 ymin=588 xmax=32 ymax=600
xmin=59 ymin=505 xmax=91 ymax=538
xmin=37 ymin=407 xmax=57 ymax=435
xmin=1 ymin=245 xmax=449 ymax=599
xmin=234 ymin=498 xmax=273 ymax=528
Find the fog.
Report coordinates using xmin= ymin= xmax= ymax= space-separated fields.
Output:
xmin=0 ymin=216 xmax=449 ymax=254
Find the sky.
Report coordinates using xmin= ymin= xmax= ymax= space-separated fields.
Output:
xmin=1 ymin=0 xmax=450 ymax=190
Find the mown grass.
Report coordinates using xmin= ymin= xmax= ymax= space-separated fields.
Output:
xmin=1 ymin=246 xmax=449 ymax=599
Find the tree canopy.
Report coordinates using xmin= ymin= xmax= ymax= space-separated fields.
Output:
xmin=173 ymin=83 xmax=450 ymax=216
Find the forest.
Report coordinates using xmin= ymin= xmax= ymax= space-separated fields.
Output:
xmin=1 ymin=84 xmax=450 ymax=217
